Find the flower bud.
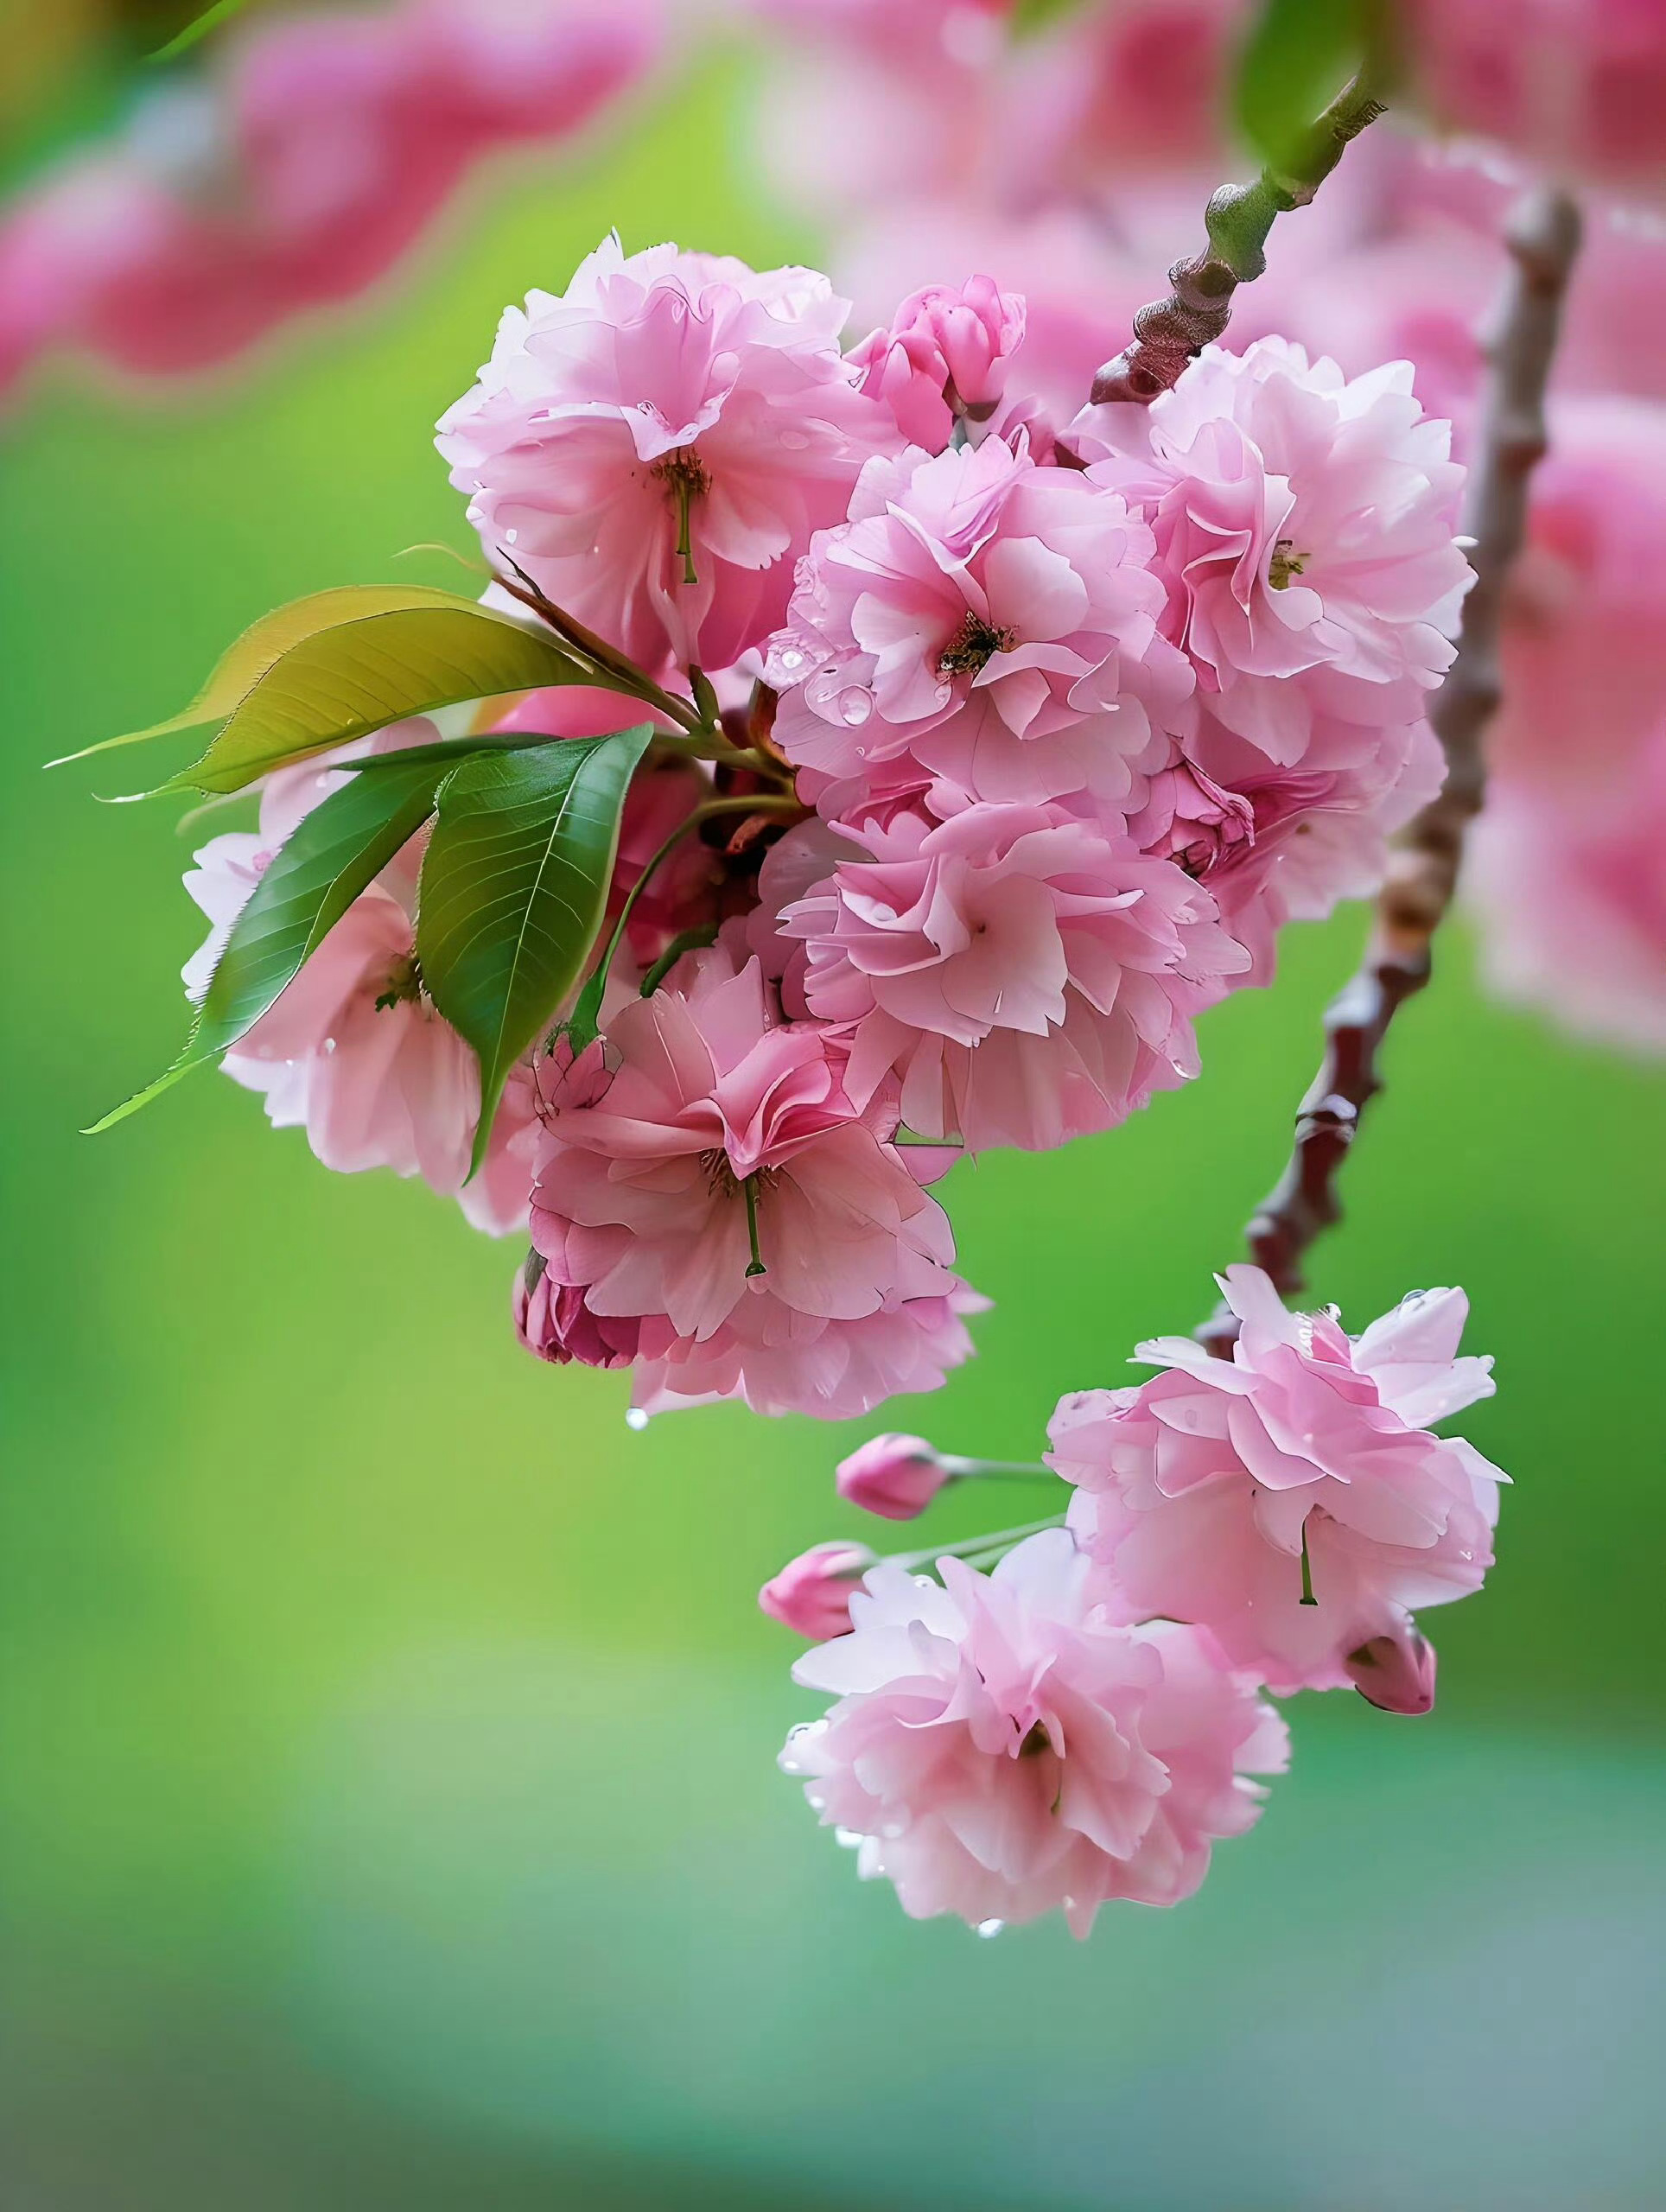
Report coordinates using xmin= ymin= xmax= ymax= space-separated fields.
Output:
xmin=513 ymin=1251 xmax=640 ymax=1370
xmin=836 ymin=1433 xmax=952 ymax=1520
xmin=850 ymin=276 xmax=1026 ymax=452
xmin=1135 ymin=759 xmax=1256 ymax=880
xmin=759 ymin=1541 xmax=876 ymax=1640
xmin=1345 ymin=1621 xmax=1438 ymax=1716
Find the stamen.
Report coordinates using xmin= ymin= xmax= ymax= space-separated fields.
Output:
xmin=743 ymin=1173 xmax=766 ymax=1278
xmin=652 ymin=448 xmax=710 ymax=587
xmin=1300 ymin=1519 xmax=1317 ymax=1606
xmin=374 ymin=953 xmax=423 ymax=1011
xmin=1269 ymin=537 xmax=1308 ymax=590
xmin=938 ymin=609 xmax=1018 ymax=677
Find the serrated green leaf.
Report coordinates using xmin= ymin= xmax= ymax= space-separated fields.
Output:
xmin=54 ymin=585 xmax=592 ymax=798
xmin=417 ymin=728 xmax=654 ymax=1173
xmin=88 ymin=753 xmax=447 ymax=1132
xmin=1233 ymin=0 xmax=1367 ymax=172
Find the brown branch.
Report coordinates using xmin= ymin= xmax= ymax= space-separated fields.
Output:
xmin=1088 ymin=69 xmax=1389 ymax=407
xmin=1195 ymin=184 xmax=1584 ymax=1356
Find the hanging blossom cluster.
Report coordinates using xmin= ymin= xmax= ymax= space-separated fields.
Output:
xmin=771 ymin=1267 xmax=1504 ymax=1936
xmin=102 ymin=226 xmax=1517 ymax=1940
xmin=177 ymin=238 xmax=1472 ymax=1422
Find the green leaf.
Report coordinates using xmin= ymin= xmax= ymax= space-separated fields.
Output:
xmin=417 ymin=728 xmax=654 ymax=1173
xmin=88 ymin=753 xmax=447 ymax=1132
xmin=1008 ymin=0 xmax=1091 ymax=38
xmin=54 ymin=584 xmax=592 ymax=798
xmin=1233 ymin=0 xmax=1368 ymax=172
xmin=150 ymin=0 xmax=259 ymax=61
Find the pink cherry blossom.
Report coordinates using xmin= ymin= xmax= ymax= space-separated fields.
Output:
xmin=766 ymin=433 xmax=1192 ymax=816
xmin=436 ymin=236 xmax=899 ymax=677
xmin=1071 ymin=339 xmax=1471 ymax=767
xmin=781 ymin=1528 xmax=1288 ymax=1936
xmin=759 ymin=1541 xmax=877 ymax=1639
xmin=848 ymin=276 xmax=1026 ymax=453
xmin=1048 ymin=1267 xmax=1507 ymax=1695
xmin=780 ymin=801 xmax=1250 ymax=1151
xmin=525 ymin=942 xmax=983 ymax=1418
xmin=836 ymin=1433 xmax=952 ymax=1519
xmin=181 ymin=719 xmax=537 ymax=1234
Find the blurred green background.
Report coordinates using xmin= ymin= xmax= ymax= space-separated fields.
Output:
xmin=3 ymin=45 xmax=1663 ymax=2212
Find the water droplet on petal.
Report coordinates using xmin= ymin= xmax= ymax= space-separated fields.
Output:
xmin=504 ymin=526 xmax=518 ymax=545
xmin=933 ymin=683 xmax=953 ymax=709
xmin=976 ymin=1918 xmax=1005 ymax=1940
xmin=777 ymin=647 xmax=805 ymax=673
xmin=837 ymin=687 xmax=874 ymax=727
xmin=780 ymin=429 xmax=810 ymax=451
xmin=625 ymin=1407 xmax=650 ymax=1432
xmin=835 ymin=1827 xmax=866 ymax=1851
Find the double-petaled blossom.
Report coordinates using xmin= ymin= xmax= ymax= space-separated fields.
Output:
xmin=779 ymin=800 xmax=1250 ymax=1151
xmin=1047 ymin=1267 xmax=1506 ymax=1695
xmin=181 ymin=721 xmax=536 ymax=1235
xmin=780 ymin=1528 xmax=1288 ymax=1936
xmin=523 ymin=941 xmax=983 ymax=1418
xmin=1070 ymin=339 xmax=1471 ymax=768
xmin=436 ymin=235 xmax=899 ymax=677
xmin=848 ymin=276 xmax=1027 ymax=452
xmin=766 ymin=432 xmax=1192 ymax=818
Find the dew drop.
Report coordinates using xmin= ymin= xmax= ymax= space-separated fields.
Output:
xmin=777 ymin=647 xmax=806 ymax=673
xmin=780 ymin=429 xmax=810 ymax=451
xmin=976 ymin=1918 xmax=1005 ymax=1940
xmin=933 ymin=683 xmax=953 ymax=709
xmin=835 ymin=1827 xmax=866 ymax=1852
xmin=625 ymin=1407 xmax=650 ymax=1432
xmin=837 ymin=687 xmax=874 ymax=727
xmin=504 ymin=526 xmax=518 ymax=545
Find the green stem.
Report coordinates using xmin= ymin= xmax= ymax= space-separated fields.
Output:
xmin=743 ymin=1176 xmax=766 ymax=1278
xmin=888 ymin=1515 xmax=1066 ymax=1576
xmin=940 ymin=1456 xmax=1059 ymax=1480
xmin=569 ymin=794 xmax=803 ymax=1046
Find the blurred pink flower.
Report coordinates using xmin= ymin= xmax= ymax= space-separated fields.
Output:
xmin=849 ymin=276 xmax=1026 ymax=452
xmin=759 ymin=1540 xmax=876 ymax=1639
xmin=525 ymin=942 xmax=983 ymax=1417
xmin=1048 ymin=1268 xmax=1506 ymax=1694
xmin=1466 ymin=717 xmax=1666 ymax=1056
xmin=1404 ymin=0 xmax=1666 ymax=201
xmin=1072 ymin=338 xmax=1471 ymax=766
xmin=0 ymin=0 xmax=662 ymax=398
xmin=781 ymin=800 xmax=1250 ymax=1151
xmin=767 ymin=434 xmax=1191 ymax=815
xmin=781 ymin=1528 xmax=1288 ymax=1936
xmin=437 ymin=236 xmax=897 ymax=675
xmin=836 ymin=1433 xmax=951 ymax=1519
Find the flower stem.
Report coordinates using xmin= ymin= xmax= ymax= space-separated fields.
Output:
xmin=1300 ymin=1521 xmax=1317 ymax=1607
xmin=887 ymin=1515 xmax=1066 ymax=1576
xmin=743 ymin=1174 xmax=766 ymax=1278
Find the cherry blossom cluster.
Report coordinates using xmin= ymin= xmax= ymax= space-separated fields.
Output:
xmin=181 ymin=238 xmax=1472 ymax=1423
xmin=770 ymin=1266 xmax=1506 ymax=1935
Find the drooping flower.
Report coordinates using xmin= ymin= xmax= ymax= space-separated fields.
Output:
xmin=848 ymin=275 xmax=1026 ymax=452
xmin=524 ymin=941 xmax=983 ymax=1418
xmin=1047 ymin=1267 xmax=1506 ymax=1695
xmin=1344 ymin=1617 xmax=1438 ymax=1715
xmin=766 ymin=432 xmax=1192 ymax=816
xmin=759 ymin=1540 xmax=876 ymax=1639
xmin=836 ymin=1432 xmax=953 ymax=1519
xmin=780 ymin=800 xmax=1250 ymax=1150
xmin=436 ymin=234 xmax=899 ymax=676
xmin=1071 ymin=338 xmax=1471 ymax=766
xmin=781 ymin=1528 xmax=1288 ymax=1936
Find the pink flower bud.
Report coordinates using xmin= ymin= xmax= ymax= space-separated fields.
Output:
xmin=759 ymin=1541 xmax=877 ymax=1640
xmin=513 ymin=1252 xmax=641 ymax=1370
xmin=1136 ymin=759 xmax=1256 ymax=880
xmin=836 ymin=1433 xmax=951 ymax=1520
xmin=851 ymin=276 xmax=1026 ymax=451
xmin=1345 ymin=1622 xmax=1439 ymax=1716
